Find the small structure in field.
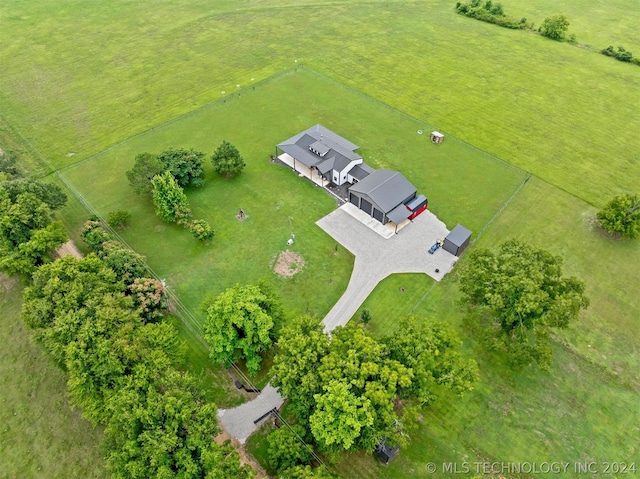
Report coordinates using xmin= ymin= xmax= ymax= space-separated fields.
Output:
xmin=430 ymin=131 xmax=444 ymax=144
xmin=443 ymin=224 xmax=472 ymax=256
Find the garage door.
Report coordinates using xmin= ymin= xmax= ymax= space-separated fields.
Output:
xmin=373 ymin=208 xmax=384 ymax=222
xmin=349 ymin=193 xmax=359 ymax=206
xmin=360 ymin=199 xmax=372 ymax=215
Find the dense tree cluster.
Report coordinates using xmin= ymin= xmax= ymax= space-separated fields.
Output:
xmin=203 ymin=282 xmax=283 ymax=375
xmin=21 ymin=226 xmax=253 ymax=478
xmin=0 ymin=177 xmax=68 ymax=275
xmin=271 ymin=316 xmax=478 ymax=456
xmin=126 ymin=142 xmax=246 ymax=196
xmin=157 ymin=147 xmax=206 ymax=188
xmin=459 ymin=239 xmax=589 ymax=370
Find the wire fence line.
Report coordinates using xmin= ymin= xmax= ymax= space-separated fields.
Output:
xmin=7 ymin=63 xmax=536 ymax=476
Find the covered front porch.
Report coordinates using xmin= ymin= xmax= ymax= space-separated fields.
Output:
xmin=278 ymin=152 xmax=327 ymax=187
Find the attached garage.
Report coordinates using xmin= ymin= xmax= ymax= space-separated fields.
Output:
xmin=347 ymin=169 xmax=417 ymax=228
xmin=360 ymin=198 xmax=373 ymax=216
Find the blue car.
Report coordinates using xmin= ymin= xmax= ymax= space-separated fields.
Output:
xmin=428 ymin=242 xmax=440 ymax=254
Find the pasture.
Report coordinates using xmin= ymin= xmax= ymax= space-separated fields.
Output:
xmin=1 ymin=1 xmax=639 ymax=202
xmin=58 ymin=68 xmax=525 ymax=333
xmin=1 ymin=0 xmax=639 ymax=477
xmin=0 ymin=277 xmax=106 ymax=478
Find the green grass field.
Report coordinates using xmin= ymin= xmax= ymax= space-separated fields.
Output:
xmin=1 ymin=1 xmax=639 ymax=203
xmin=0 ymin=276 xmax=106 ymax=479
xmin=1 ymin=0 xmax=640 ymax=477
xmin=58 ymin=69 xmax=525 ymax=332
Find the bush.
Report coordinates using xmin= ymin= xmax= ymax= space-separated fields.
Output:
xmin=189 ymin=219 xmax=214 ymax=243
xmin=266 ymin=425 xmax=313 ymax=474
xmin=81 ymin=219 xmax=111 ymax=252
xmin=107 ymin=210 xmax=131 ymax=230
xmin=602 ymin=45 xmax=634 ymax=63
xmin=540 ymin=14 xmax=570 ymax=41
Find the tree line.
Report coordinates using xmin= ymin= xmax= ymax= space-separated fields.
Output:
xmin=0 ymin=147 xmax=254 ymax=478
xmin=19 ymin=219 xmax=254 ymax=478
xmin=455 ymin=1 xmax=640 ymax=67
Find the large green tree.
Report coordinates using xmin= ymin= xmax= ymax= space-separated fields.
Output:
xmin=98 ymin=240 xmax=148 ymax=285
xmin=0 ymin=191 xmax=51 ymax=247
xmin=203 ymin=282 xmax=283 ymax=375
xmin=22 ymin=255 xmax=121 ymax=364
xmin=211 ymin=140 xmax=246 ymax=177
xmin=151 ymin=171 xmax=192 ymax=225
xmin=104 ymin=369 xmax=253 ymax=479
xmin=126 ymin=152 xmax=166 ymax=195
xmin=309 ymin=380 xmax=374 ymax=454
xmin=382 ymin=316 xmax=479 ymax=405
xmin=65 ymin=296 xmax=181 ymax=423
xmin=0 ymin=221 xmax=67 ymax=275
xmin=158 ymin=147 xmax=206 ymax=188
xmin=267 ymin=424 xmax=313 ymax=474
xmin=459 ymin=239 xmax=589 ymax=370
xmin=272 ymin=316 xmax=329 ymax=424
xmin=596 ymin=193 xmax=640 ymax=239
xmin=0 ymin=178 xmax=67 ymax=210
xmin=272 ymin=317 xmax=477 ymax=454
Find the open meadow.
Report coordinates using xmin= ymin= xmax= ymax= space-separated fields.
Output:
xmin=0 ymin=277 xmax=106 ymax=478
xmin=1 ymin=0 xmax=639 ymax=202
xmin=1 ymin=0 xmax=639 ymax=477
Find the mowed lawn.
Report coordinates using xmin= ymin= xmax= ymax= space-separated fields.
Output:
xmin=1 ymin=1 xmax=639 ymax=203
xmin=0 ymin=277 xmax=106 ymax=479
xmin=58 ymin=69 xmax=525 ymax=331
xmin=339 ymin=178 xmax=640 ymax=478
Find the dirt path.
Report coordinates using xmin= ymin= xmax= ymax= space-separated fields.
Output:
xmin=55 ymin=240 xmax=83 ymax=259
xmin=214 ymin=430 xmax=268 ymax=478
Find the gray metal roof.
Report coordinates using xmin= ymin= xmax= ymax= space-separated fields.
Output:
xmin=350 ymin=162 xmax=375 ymax=180
xmin=348 ymin=169 xmax=417 ymax=213
xmin=277 ymin=124 xmax=362 ymax=171
xmin=445 ymin=224 xmax=472 ymax=247
xmin=387 ymin=204 xmax=411 ymax=224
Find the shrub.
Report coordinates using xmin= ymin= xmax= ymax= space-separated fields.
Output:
xmin=81 ymin=219 xmax=111 ymax=252
xmin=602 ymin=45 xmax=633 ymax=63
xmin=540 ymin=14 xmax=570 ymax=41
xmin=189 ymin=219 xmax=214 ymax=243
xmin=107 ymin=210 xmax=131 ymax=230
